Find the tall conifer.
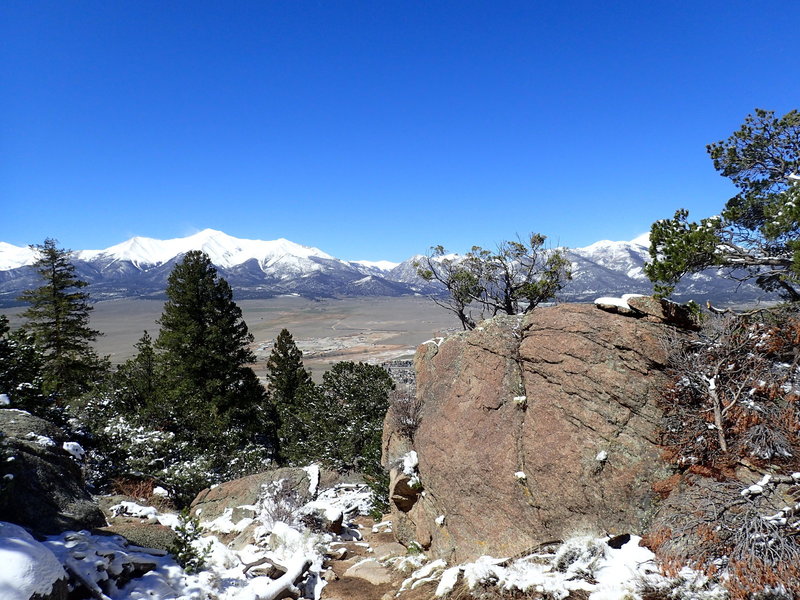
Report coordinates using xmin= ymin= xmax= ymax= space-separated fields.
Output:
xmin=156 ymin=251 xmax=274 ymax=451
xmin=17 ymin=238 xmax=104 ymax=399
xmin=265 ymin=328 xmax=313 ymax=463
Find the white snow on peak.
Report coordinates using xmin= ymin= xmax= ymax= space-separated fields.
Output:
xmin=0 ymin=242 xmax=38 ymax=270
xmin=75 ymin=229 xmax=335 ymax=269
xmin=629 ymin=232 xmax=650 ymax=248
xmin=352 ymin=260 xmax=399 ymax=271
xmin=576 ymin=233 xmax=650 ymax=254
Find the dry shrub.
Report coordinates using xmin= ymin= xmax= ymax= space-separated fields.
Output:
xmin=651 ymin=474 xmax=681 ymax=498
xmin=388 ymin=386 xmax=423 ymax=439
xmin=111 ymin=476 xmax=174 ymax=511
xmin=111 ymin=476 xmax=155 ymax=500
xmin=727 ymin=560 xmax=800 ymax=600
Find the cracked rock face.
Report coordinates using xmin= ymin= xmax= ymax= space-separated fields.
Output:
xmin=383 ymin=304 xmax=674 ymax=563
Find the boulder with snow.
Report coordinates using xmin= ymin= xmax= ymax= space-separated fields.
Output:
xmin=383 ymin=304 xmax=677 ymax=563
xmin=0 ymin=521 xmax=68 ymax=600
xmin=0 ymin=410 xmax=105 ymax=535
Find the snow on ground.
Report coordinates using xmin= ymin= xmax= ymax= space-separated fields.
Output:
xmin=2 ymin=475 xmax=732 ymax=600
xmin=0 ymin=522 xmax=66 ymax=600
xmin=1 ymin=474 xmax=380 ymax=600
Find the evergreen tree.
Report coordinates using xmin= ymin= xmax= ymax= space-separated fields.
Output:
xmin=646 ymin=109 xmax=800 ymax=300
xmin=0 ymin=315 xmax=48 ymax=414
xmin=316 ymin=361 xmax=394 ymax=475
xmin=156 ymin=251 xmax=274 ymax=453
xmin=113 ymin=331 xmax=160 ymax=422
xmin=265 ymin=328 xmax=313 ymax=463
xmin=17 ymin=239 xmax=105 ymax=399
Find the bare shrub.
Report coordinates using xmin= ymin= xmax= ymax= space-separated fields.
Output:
xmin=388 ymin=386 xmax=423 ymax=439
xmin=742 ymin=423 xmax=793 ymax=460
xmin=658 ymin=313 xmax=798 ymax=468
xmin=654 ymin=310 xmax=800 ymax=598
xmin=260 ymin=479 xmax=303 ymax=526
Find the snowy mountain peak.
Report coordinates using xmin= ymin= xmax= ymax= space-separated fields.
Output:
xmin=0 ymin=242 xmax=37 ymax=270
xmin=75 ymin=230 xmax=334 ymax=269
xmin=352 ymin=260 xmax=400 ymax=272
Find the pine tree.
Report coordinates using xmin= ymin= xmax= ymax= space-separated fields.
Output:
xmin=316 ymin=361 xmax=394 ymax=474
xmin=113 ymin=331 xmax=159 ymax=421
xmin=17 ymin=239 xmax=105 ymax=399
xmin=646 ymin=109 xmax=800 ymax=300
xmin=0 ymin=315 xmax=47 ymax=414
xmin=265 ymin=328 xmax=314 ymax=463
xmin=156 ymin=250 xmax=274 ymax=452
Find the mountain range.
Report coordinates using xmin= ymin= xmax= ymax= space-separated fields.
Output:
xmin=0 ymin=229 xmax=770 ymax=307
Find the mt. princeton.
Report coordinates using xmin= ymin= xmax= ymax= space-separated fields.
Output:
xmin=0 ymin=229 xmax=768 ymax=307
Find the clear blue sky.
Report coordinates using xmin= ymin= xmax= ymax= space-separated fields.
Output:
xmin=2 ymin=1 xmax=798 ymax=261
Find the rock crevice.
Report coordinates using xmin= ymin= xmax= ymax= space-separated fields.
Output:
xmin=384 ymin=303 xmax=678 ymax=563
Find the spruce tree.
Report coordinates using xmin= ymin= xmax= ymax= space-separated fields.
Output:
xmin=265 ymin=328 xmax=313 ymax=463
xmin=156 ymin=251 xmax=274 ymax=453
xmin=17 ymin=238 xmax=105 ymax=399
xmin=316 ymin=361 xmax=393 ymax=474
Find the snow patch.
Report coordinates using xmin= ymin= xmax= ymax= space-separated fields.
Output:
xmin=0 ymin=522 xmax=66 ymax=600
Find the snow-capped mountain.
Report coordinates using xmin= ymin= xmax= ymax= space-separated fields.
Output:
xmin=0 ymin=230 xmax=769 ymax=307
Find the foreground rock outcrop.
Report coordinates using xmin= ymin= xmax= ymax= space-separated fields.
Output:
xmin=384 ymin=303 xmax=677 ymax=563
xmin=0 ymin=409 xmax=105 ymax=535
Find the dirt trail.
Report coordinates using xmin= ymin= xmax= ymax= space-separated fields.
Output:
xmin=321 ymin=516 xmax=438 ymax=600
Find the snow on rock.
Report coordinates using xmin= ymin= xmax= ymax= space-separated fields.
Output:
xmin=25 ymin=432 xmax=56 ymax=447
xmin=111 ymin=501 xmax=180 ymax=528
xmin=0 ymin=394 xmax=9 ymax=406
xmin=432 ymin=535 xmax=723 ymax=600
xmin=402 ymin=450 xmax=418 ymax=474
xmin=302 ymin=464 xmax=320 ymax=497
xmin=62 ymin=441 xmax=85 ymax=460
xmin=0 ymin=521 xmax=66 ymax=600
xmin=593 ymin=296 xmax=631 ymax=309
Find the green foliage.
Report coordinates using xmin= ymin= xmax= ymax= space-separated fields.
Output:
xmin=647 ymin=109 xmax=800 ymax=300
xmin=17 ymin=239 xmax=107 ymax=400
xmin=315 ymin=362 xmax=394 ymax=474
xmin=0 ymin=315 xmax=50 ymax=416
xmin=156 ymin=251 xmax=275 ymax=455
xmin=417 ymin=233 xmax=571 ymax=329
xmin=168 ymin=508 xmax=211 ymax=574
xmin=75 ymin=252 xmax=275 ymax=504
xmin=266 ymin=328 xmax=314 ymax=464
xmin=645 ymin=209 xmax=724 ymax=297
xmin=265 ymin=335 xmax=394 ymax=509
xmin=112 ymin=331 xmax=161 ymax=423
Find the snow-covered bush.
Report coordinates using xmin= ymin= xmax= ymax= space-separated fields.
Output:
xmin=73 ymin=387 xmax=274 ymax=505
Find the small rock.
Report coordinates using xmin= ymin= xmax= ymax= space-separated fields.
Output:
xmin=344 ymin=558 xmax=393 ymax=585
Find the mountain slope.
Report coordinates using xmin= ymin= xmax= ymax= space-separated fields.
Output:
xmin=0 ymin=231 xmax=771 ymax=306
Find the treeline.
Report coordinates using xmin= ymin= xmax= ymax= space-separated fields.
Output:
xmin=0 ymin=243 xmax=393 ymax=508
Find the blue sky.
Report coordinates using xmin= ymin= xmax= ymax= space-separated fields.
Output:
xmin=2 ymin=1 xmax=798 ymax=261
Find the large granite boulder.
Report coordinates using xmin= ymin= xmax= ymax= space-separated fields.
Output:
xmin=384 ymin=304 xmax=678 ymax=563
xmin=0 ymin=409 xmax=105 ymax=535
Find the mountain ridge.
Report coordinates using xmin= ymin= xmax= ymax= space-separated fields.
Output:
xmin=0 ymin=230 xmax=771 ymax=306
